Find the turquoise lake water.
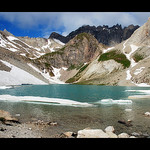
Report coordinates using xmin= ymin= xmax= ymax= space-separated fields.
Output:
xmin=0 ymin=84 xmax=150 ymax=136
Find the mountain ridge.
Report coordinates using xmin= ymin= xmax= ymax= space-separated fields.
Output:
xmin=71 ymin=18 xmax=150 ymax=86
xmin=1 ymin=20 xmax=150 ymax=87
xmin=49 ymin=24 xmax=139 ymax=46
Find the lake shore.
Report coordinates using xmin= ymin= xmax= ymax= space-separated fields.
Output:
xmin=0 ymin=109 xmax=150 ymax=138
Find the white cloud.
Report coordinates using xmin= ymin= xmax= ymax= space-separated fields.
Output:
xmin=0 ymin=12 xmax=150 ymax=37
xmin=57 ymin=12 xmax=141 ymax=35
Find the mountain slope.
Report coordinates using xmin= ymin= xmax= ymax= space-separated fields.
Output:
xmin=36 ymin=33 xmax=104 ymax=82
xmin=0 ymin=20 xmax=149 ymax=87
xmin=71 ymin=18 xmax=150 ymax=86
xmin=0 ymin=29 xmax=65 ymax=85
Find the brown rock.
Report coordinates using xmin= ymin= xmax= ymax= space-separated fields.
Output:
xmin=0 ymin=110 xmax=20 ymax=124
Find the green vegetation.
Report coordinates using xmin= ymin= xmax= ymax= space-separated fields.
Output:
xmin=67 ymin=63 xmax=88 ymax=71
xmin=133 ymin=53 xmax=144 ymax=62
xmin=44 ymin=62 xmax=51 ymax=68
xmin=98 ymin=49 xmax=130 ymax=68
xmin=66 ymin=63 xmax=89 ymax=83
xmin=67 ymin=64 xmax=76 ymax=71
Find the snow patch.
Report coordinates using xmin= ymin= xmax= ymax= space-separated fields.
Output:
xmin=122 ymin=41 xmax=139 ymax=83
xmin=126 ymin=70 xmax=132 ymax=80
xmin=0 ymin=61 xmax=46 ymax=85
xmin=126 ymin=90 xmax=150 ymax=94
xmin=0 ymin=86 xmax=13 ymax=89
xmin=134 ymin=67 xmax=145 ymax=75
xmin=96 ymin=99 xmax=132 ymax=105
xmin=103 ymin=47 xmax=114 ymax=53
xmin=53 ymin=38 xmax=65 ymax=46
xmin=27 ymin=63 xmax=65 ymax=84
xmin=134 ymin=83 xmax=150 ymax=87
xmin=0 ymin=35 xmax=18 ymax=52
xmin=62 ymin=67 xmax=68 ymax=71
xmin=42 ymin=39 xmax=51 ymax=50
xmin=0 ymin=95 xmax=93 ymax=107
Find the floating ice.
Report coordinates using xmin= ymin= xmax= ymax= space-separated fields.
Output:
xmin=96 ymin=99 xmax=132 ymax=105
xmin=0 ymin=95 xmax=93 ymax=107
xmin=0 ymin=86 xmax=13 ymax=89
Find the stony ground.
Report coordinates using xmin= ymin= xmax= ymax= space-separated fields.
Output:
xmin=1 ymin=109 xmax=150 ymax=138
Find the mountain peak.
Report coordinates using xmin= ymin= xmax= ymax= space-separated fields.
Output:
xmin=49 ymin=24 xmax=139 ymax=46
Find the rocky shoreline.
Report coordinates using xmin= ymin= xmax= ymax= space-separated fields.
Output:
xmin=0 ymin=109 xmax=150 ymax=138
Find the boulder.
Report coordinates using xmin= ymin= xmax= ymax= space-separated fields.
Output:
xmin=106 ymin=132 xmax=118 ymax=138
xmin=118 ymin=120 xmax=132 ymax=127
xmin=144 ymin=112 xmax=150 ymax=116
xmin=105 ymin=126 xmax=115 ymax=133
xmin=118 ymin=133 xmax=129 ymax=138
xmin=0 ymin=110 xmax=19 ymax=123
xmin=77 ymin=129 xmax=109 ymax=138
xmin=104 ymin=126 xmax=117 ymax=138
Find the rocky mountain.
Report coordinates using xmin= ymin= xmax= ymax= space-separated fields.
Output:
xmin=69 ymin=17 xmax=150 ymax=86
xmin=0 ymin=29 xmax=65 ymax=85
xmin=36 ymin=33 xmax=105 ymax=82
xmin=49 ymin=24 xmax=139 ymax=46
xmin=1 ymin=18 xmax=150 ymax=87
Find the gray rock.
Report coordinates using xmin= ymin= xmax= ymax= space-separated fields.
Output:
xmin=118 ymin=133 xmax=130 ymax=138
xmin=77 ymin=129 xmax=109 ymax=138
xmin=105 ymin=126 xmax=115 ymax=133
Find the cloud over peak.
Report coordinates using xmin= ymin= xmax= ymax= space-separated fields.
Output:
xmin=0 ymin=12 xmax=150 ymax=38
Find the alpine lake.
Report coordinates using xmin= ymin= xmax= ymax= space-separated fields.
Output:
xmin=0 ymin=84 xmax=150 ymax=136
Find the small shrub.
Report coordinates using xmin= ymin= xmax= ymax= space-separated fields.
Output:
xmin=133 ymin=53 xmax=144 ymax=62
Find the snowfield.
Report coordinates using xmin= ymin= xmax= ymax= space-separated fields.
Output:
xmin=0 ymin=61 xmax=47 ymax=85
xmin=28 ymin=63 xmax=66 ymax=84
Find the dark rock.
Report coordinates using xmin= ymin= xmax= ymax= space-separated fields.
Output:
xmin=118 ymin=120 xmax=133 ymax=127
xmin=0 ymin=110 xmax=20 ymax=125
xmin=47 ymin=121 xmax=58 ymax=126
xmin=0 ymin=127 xmax=6 ymax=131
xmin=49 ymin=32 xmax=69 ymax=43
xmin=49 ymin=24 xmax=139 ymax=46
xmin=59 ymin=132 xmax=77 ymax=138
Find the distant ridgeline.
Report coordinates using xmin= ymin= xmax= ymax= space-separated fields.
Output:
xmin=49 ymin=24 xmax=139 ymax=46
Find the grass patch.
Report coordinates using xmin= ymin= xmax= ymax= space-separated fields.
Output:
xmin=66 ymin=63 xmax=89 ymax=83
xmin=67 ymin=64 xmax=76 ymax=71
xmin=98 ymin=50 xmax=130 ymax=68
xmin=133 ymin=53 xmax=144 ymax=62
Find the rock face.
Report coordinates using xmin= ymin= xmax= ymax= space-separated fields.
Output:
xmin=67 ymin=17 xmax=150 ymax=86
xmin=38 ymin=33 xmax=104 ymax=69
xmin=49 ymin=24 xmax=139 ymax=46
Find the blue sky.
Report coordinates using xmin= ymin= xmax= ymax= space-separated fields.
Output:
xmin=0 ymin=12 xmax=150 ymax=38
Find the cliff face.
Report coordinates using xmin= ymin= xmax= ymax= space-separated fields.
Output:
xmin=49 ymin=24 xmax=139 ymax=46
xmin=38 ymin=33 xmax=104 ymax=69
